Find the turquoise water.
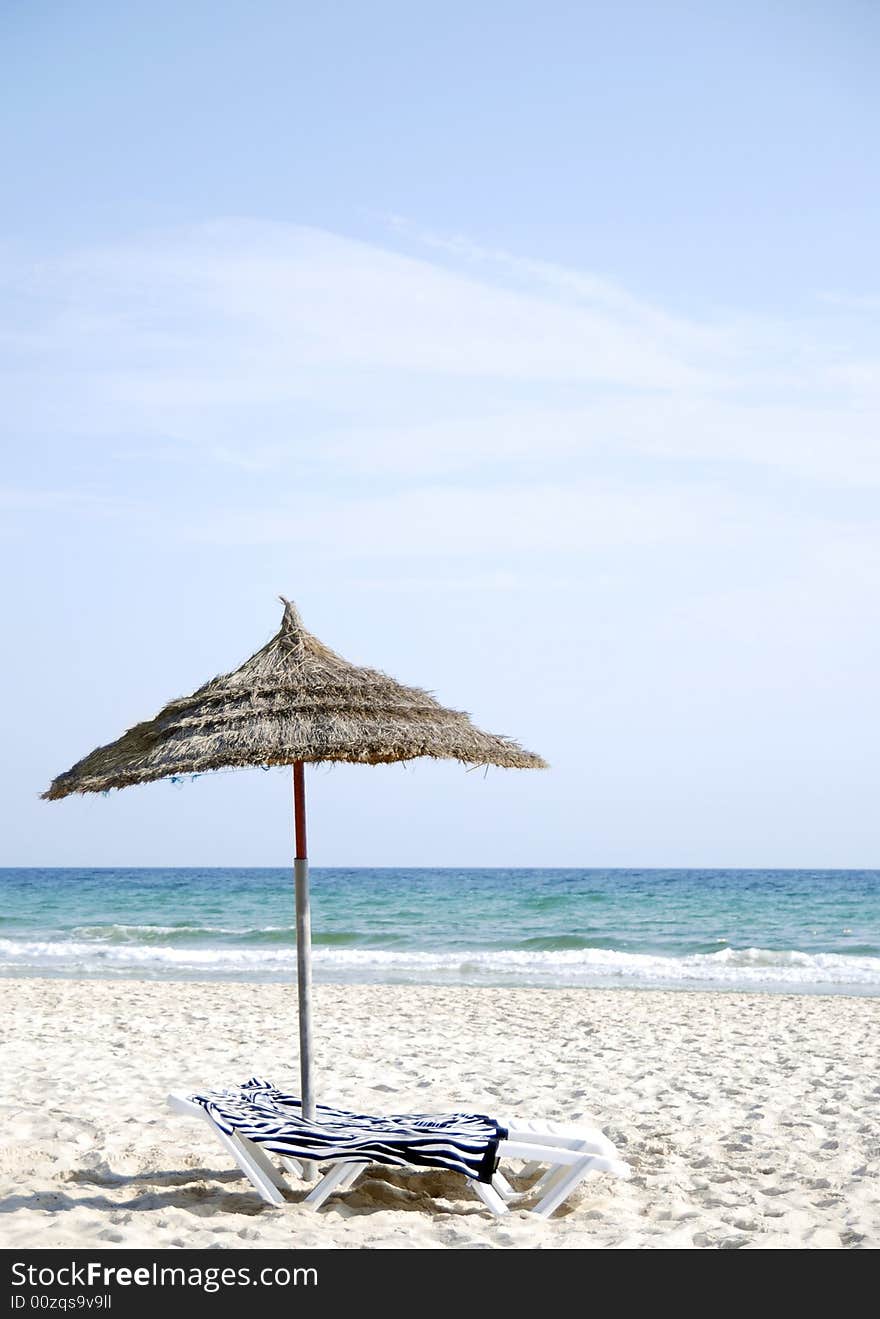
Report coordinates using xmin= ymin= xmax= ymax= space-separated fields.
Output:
xmin=1 ymin=868 xmax=878 ymax=993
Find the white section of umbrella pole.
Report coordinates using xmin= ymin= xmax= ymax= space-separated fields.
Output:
xmin=293 ymin=761 xmax=316 ymax=1180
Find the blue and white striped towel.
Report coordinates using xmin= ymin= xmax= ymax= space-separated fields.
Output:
xmin=191 ymin=1078 xmax=505 ymax=1183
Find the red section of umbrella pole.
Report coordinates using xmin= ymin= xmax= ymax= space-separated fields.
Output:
xmin=293 ymin=760 xmax=307 ymax=860
xmin=292 ymin=762 xmax=315 ymax=1131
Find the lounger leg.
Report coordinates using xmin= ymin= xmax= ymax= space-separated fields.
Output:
xmin=472 ymin=1180 xmax=510 ymax=1217
xmin=209 ymin=1127 xmax=287 ymax=1207
xmin=505 ymin=1133 xmax=618 ymax=1200
xmin=280 ymin=1156 xmax=304 ymax=1178
xmin=530 ymin=1156 xmax=594 ymax=1219
xmin=303 ymin=1160 xmax=358 ymax=1210
xmin=527 ymin=1142 xmax=595 ymax=1199
xmin=532 ymin=1152 xmax=629 ymax=1219
xmin=527 ymin=1161 xmax=570 ymax=1203
xmin=338 ymin=1163 xmax=365 ymax=1190
xmin=238 ymin=1137 xmax=292 ymax=1193
xmin=492 ymin=1171 xmax=516 ymax=1201
xmin=168 ymin=1094 xmax=284 ymax=1205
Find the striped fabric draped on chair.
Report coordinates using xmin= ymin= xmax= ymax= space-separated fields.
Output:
xmin=190 ymin=1078 xmax=506 ymax=1183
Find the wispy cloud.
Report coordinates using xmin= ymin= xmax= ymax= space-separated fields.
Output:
xmin=5 ymin=219 xmax=877 ymax=491
xmin=3 ymin=219 xmax=879 ymax=579
xmin=11 ymin=220 xmax=713 ymax=397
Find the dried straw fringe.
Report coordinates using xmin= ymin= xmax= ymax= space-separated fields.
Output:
xmin=43 ymin=598 xmax=546 ymax=800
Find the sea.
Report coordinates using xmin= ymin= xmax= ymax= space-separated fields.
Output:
xmin=1 ymin=867 xmax=878 ymax=994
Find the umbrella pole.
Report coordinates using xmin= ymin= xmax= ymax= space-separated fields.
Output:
xmin=293 ymin=761 xmax=315 ymax=1138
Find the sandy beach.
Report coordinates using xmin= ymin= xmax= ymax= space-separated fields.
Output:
xmin=0 ymin=978 xmax=877 ymax=1249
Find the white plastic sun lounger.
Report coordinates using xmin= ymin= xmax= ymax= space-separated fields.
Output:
xmin=299 ymin=1118 xmax=630 ymax=1219
xmin=168 ymin=1089 xmax=630 ymax=1219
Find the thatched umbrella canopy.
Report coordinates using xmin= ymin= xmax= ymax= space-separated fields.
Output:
xmin=44 ymin=598 xmax=545 ymax=798
xmin=44 ymin=598 xmax=546 ymax=1119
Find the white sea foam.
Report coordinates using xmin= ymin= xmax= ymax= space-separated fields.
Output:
xmin=70 ymin=924 xmax=281 ymax=940
xmin=1 ymin=936 xmax=878 ymax=990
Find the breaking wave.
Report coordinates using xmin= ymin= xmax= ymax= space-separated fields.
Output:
xmin=1 ymin=935 xmax=878 ymax=991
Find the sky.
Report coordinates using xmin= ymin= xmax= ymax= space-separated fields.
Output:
xmin=2 ymin=1 xmax=878 ymax=867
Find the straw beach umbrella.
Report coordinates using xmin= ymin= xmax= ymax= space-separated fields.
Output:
xmin=43 ymin=597 xmax=545 ymax=1120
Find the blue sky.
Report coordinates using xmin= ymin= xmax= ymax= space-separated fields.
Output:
xmin=2 ymin=1 xmax=878 ymax=866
